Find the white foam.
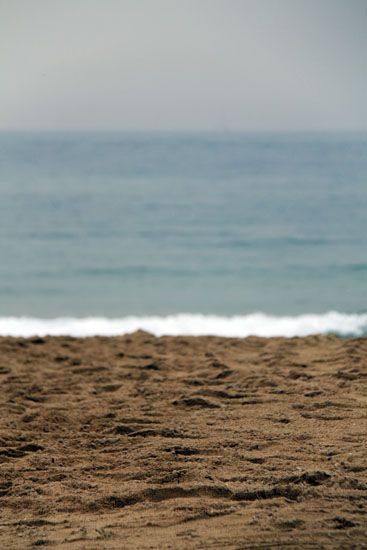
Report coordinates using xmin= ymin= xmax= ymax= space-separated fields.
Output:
xmin=0 ymin=312 xmax=366 ymax=338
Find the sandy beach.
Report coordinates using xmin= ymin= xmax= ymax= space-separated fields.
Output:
xmin=0 ymin=332 xmax=366 ymax=548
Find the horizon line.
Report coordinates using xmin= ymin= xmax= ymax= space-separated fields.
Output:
xmin=1 ymin=128 xmax=367 ymax=135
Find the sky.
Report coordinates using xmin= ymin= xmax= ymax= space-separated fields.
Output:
xmin=1 ymin=0 xmax=366 ymax=132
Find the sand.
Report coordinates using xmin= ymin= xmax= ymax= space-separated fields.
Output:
xmin=0 ymin=332 xmax=366 ymax=549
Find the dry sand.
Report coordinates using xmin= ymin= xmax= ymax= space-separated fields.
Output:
xmin=0 ymin=332 xmax=366 ymax=549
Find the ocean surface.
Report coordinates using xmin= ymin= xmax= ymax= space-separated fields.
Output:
xmin=0 ymin=131 xmax=366 ymax=337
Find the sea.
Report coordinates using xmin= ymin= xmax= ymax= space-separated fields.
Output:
xmin=0 ymin=131 xmax=366 ymax=337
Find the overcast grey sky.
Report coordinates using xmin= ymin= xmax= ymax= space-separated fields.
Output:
xmin=1 ymin=0 xmax=366 ymax=131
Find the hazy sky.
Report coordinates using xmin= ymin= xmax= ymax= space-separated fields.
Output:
xmin=1 ymin=0 xmax=366 ymax=131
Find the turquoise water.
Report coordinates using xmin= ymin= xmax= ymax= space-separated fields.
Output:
xmin=0 ymin=132 xmax=366 ymax=335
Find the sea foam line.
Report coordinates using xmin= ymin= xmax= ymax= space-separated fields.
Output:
xmin=0 ymin=312 xmax=366 ymax=338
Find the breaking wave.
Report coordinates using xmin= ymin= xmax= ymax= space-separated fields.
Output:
xmin=0 ymin=312 xmax=366 ymax=338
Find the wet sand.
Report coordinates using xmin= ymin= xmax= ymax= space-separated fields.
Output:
xmin=0 ymin=332 xmax=366 ymax=549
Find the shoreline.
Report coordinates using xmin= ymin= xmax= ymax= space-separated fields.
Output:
xmin=0 ymin=333 xmax=366 ymax=548
xmin=0 ymin=311 xmax=367 ymax=339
